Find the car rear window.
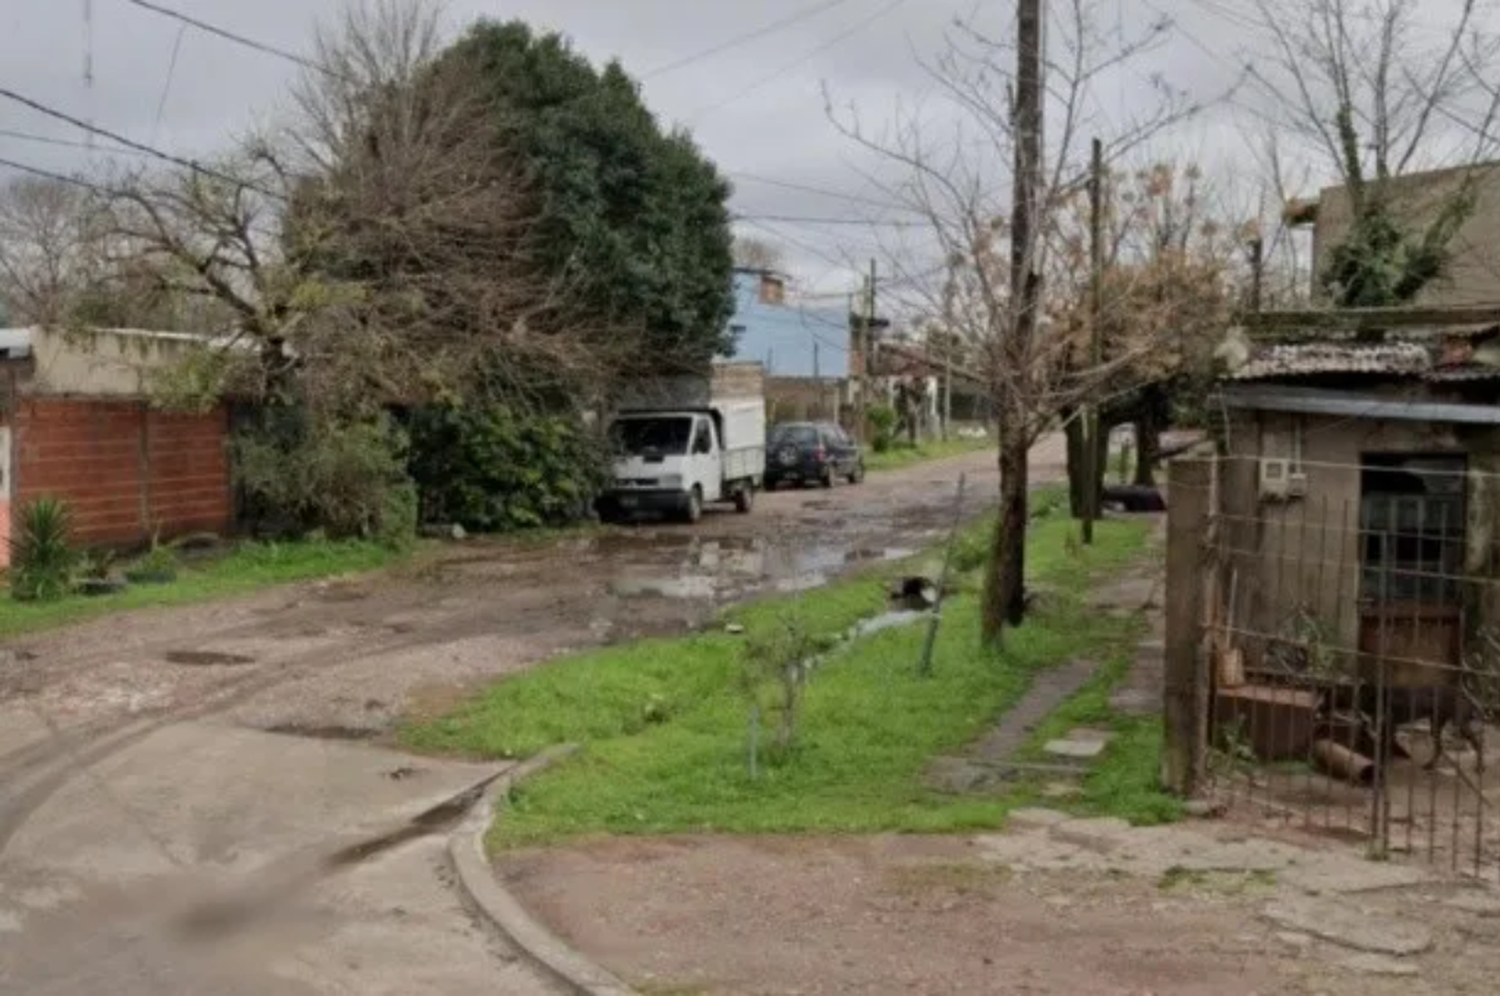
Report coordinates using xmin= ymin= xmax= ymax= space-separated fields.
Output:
xmin=771 ymin=425 xmax=818 ymax=446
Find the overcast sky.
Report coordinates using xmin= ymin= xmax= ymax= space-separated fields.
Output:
xmin=0 ymin=0 xmax=1489 ymax=302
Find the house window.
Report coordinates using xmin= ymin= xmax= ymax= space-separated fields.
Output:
xmin=1359 ymin=454 xmax=1466 ymax=605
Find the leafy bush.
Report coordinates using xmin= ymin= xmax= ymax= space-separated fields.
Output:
xmin=407 ymin=402 xmax=605 ymax=533
xmin=234 ymin=413 xmax=416 ymax=543
xmin=9 ymin=497 xmax=80 ymax=602
xmin=125 ymin=541 xmax=179 ymax=584
xmin=867 ymin=404 xmax=898 ymax=453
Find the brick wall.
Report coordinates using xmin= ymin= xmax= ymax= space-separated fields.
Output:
xmin=13 ymin=398 xmax=231 ymax=547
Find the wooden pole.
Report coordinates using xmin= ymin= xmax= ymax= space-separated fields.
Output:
xmin=1082 ymin=136 xmax=1103 ymax=545
xmin=1163 ymin=457 xmax=1213 ymax=797
xmin=985 ymin=0 xmax=1044 ymax=634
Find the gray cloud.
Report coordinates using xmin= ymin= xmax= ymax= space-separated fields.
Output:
xmin=0 ymin=0 xmax=1479 ymax=302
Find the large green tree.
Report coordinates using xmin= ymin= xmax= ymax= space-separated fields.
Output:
xmin=442 ymin=21 xmax=737 ymax=366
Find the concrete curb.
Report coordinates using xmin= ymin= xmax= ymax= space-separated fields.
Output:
xmin=448 ymin=744 xmax=638 ymax=996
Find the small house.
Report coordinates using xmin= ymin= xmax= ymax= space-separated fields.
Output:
xmin=1213 ymin=309 xmax=1500 ymax=693
xmin=0 ymin=326 xmax=236 ymax=566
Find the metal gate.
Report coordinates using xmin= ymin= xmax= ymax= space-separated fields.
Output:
xmin=1203 ymin=455 xmax=1497 ymax=877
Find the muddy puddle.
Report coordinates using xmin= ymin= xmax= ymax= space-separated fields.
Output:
xmin=602 ymin=535 xmax=918 ymax=601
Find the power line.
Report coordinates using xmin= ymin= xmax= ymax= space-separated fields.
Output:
xmin=0 ymin=85 xmax=281 ymax=199
xmin=641 ymin=0 xmax=855 ymax=79
xmin=736 ymin=212 xmax=922 ymax=227
xmin=151 ymin=23 xmax=188 ymax=146
xmin=729 ymin=170 xmax=923 ymax=214
xmin=685 ymin=0 xmax=911 ymax=121
xmin=121 ymin=0 xmax=334 ymax=78
xmin=0 ymin=155 xmax=104 ymax=191
xmin=0 ymin=127 xmax=148 ymax=157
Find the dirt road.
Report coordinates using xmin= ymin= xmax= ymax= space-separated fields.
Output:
xmin=0 ymin=441 xmax=1065 ymax=995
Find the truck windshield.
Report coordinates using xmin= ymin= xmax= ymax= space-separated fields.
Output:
xmin=612 ymin=416 xmax=694 ymax=456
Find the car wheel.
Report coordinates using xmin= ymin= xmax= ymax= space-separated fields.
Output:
xmin=734 ymin=485 xmax=755 ymax=514
xmin=848 ymin=462 xmax=865 ymax=485
xmin=684 ymin=486 xmax=703 ymax=524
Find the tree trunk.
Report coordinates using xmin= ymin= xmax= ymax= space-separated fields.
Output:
xmin=981 ymin=414 xmax=1029 ymax=643
xmin=1133 ymin=386 xmax=1167 ymax=487
xmin=1065 ymin=409 xmax=1109 ymax=518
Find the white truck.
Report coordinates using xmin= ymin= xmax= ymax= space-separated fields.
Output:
xmin=598 ymin=361 xmax=767 ymax=524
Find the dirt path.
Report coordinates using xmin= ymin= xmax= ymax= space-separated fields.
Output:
xmin=0 ymin=443 xmax=1040 ymax=750
xmin=0 ymin=440 xmax=1073 ymax=996
xmin=500 ymin=828 xmax=1500 ymax=995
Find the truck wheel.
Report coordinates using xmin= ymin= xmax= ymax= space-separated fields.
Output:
xmin=734 ymin=485 xmax=755 ymax=514
xmin=684 ymin=486 xmax=703 ymax=524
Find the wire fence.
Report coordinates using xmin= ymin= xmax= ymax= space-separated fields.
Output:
xmin=1201 ymin=455 xmax=1500 ymax=878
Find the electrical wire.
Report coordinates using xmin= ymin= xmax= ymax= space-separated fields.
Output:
xmin=151 ymin=23 xmax=188 ymax=147
xmin=728 ymin=170 xmax=923 ymax=215
xmin=0 ymin=85 xmax=282 ymax=200
xmin=121 ymin=0 xmax=336 ymax=79
xmin=684 ymin=0 xmax=911 ymax=121
xmin=640 ymin=0 xmax=855 ymax=79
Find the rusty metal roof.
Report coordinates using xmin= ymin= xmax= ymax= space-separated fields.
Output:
xmin=1223 ymin=342 xmax=1433 ymax=381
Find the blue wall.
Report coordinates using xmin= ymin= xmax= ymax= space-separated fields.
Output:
xmin=725 ymin=270 xmax=849 ymax=378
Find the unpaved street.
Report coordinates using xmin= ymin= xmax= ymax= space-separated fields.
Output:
xmin=0 ymin=441 xmax=1063 ymax=995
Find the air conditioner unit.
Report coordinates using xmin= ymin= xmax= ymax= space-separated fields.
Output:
xmin=1259 ymin=457 xmax=1290 ymax=500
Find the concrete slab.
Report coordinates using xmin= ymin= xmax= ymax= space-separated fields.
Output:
xmin=0 ymin=721 xmax=562 ymax=995
xmin=1261 ymin=897 xmax=1434 ymax=956
xmin=1043 ymin=739 xmax=1107 ymax=760
xmin=1008 ymin=808 xmax=1073 ymax=829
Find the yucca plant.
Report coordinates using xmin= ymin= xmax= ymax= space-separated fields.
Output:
xmin=9 ymin=497 xmax=80 ymax=602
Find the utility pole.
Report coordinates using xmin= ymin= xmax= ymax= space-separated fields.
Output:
xmin=1249 ymin=235 xmax=1265 ymax=313
xmin=1082 ymin=136 xmax=1104 ymax=546
xmin=987 ymin=0 xmax=1044 ymax=636
xmin=857 ymin=259 xmax=877 ymax=441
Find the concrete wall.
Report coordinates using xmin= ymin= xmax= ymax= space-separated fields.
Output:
xmin=1311 ymin=164 xmax=1500 ymax=305
xmin=766 ymin=376 xmax=843 ymax=423
xmin=24 ymin=327 xmax=227 ymax=399
xmin=1219 ymin=405 xmax=1500 ymax=667
xmin=13 ymin=398 xmax=231 ymax=547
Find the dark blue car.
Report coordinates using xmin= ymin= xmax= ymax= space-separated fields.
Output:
xmin=764 ymin=421 xmax=864 ymax=490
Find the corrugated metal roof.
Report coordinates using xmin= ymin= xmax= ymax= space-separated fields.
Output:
xmin=1424 ymin=366 xmax=1500 ymax=382
xmin=1223 ymin=342 xmax=1432 ymax=380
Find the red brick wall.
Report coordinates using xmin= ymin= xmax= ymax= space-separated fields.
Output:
xmin=13 ymin=399 xmax=231 ymax=547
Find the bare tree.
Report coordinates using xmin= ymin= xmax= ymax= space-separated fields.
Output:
xmin=1247 ymin=0 xmax=1500 ymax=306
xmin=830 ymin=2 xmax=1212 ymax=641
xmin=1051 ymin=162 xmax=1238 ymax=500
xmin=104 ymin=0 xmax=628 ymax=415
xmin=0 ymin=176 xmax=106 ymax=326
xmin=733 ymin=235 xmax=785 ymax=272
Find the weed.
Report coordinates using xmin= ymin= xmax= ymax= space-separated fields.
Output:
xmin=9 ymin=498 xmax=81 ymax=602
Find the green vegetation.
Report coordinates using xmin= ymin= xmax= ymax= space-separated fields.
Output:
xmin=402 ymin=508 xmax=1153 ymax=849
xmin=0 ymin=538 xmax=411 ymax=638
xmin=864 ymin=434 xmax=993 ymax=473
xmin=1005 ymin=645 xmax=1184 ymax=827
xmin=7 ymin=498 xmax=82 ymax=602
xmin=407 ymin=402 xmax=603 ymax=532
xmin=443 ymin=21 xmax=735 ymax=364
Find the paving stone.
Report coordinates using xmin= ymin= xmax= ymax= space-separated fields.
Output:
xmin=1444 ymin=893 xmax=1500 ymax=918
xmin=1009 ymin=808 xmax=1073 ymax=829
xmin=1261 ymin=897 xmax=1433 ymax=956
xmin=1340 ymin=953 xmax=1421 ymax=977
xmin=1043 ymin=738 xmax=1107 ymax=760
